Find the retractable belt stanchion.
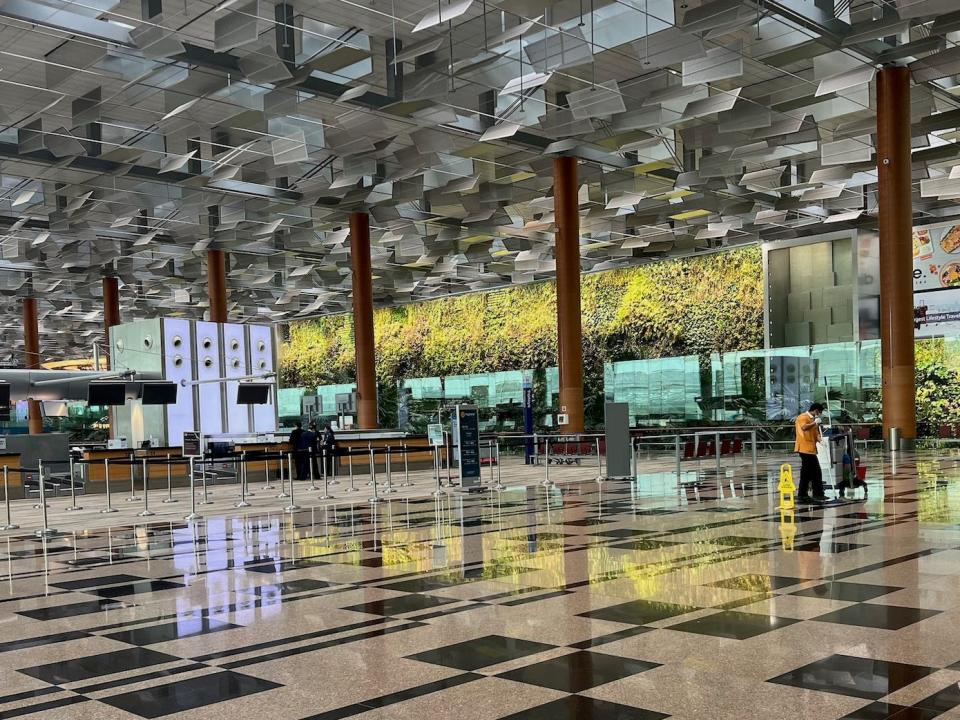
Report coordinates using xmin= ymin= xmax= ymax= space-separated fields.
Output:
xmin=328 ymin=446 xmax=339 ymax=485
xmin=307 ymin=450 xmax=319 ymax=492
xmin=365 ymin=443 xmax=374 ymax=486
xmin=488 ymin=442 xmax=495 ymax=487
xmin=401 ymin=443 xmax=412 ymax=486
xmin=346 ymin=450 xmax=358 ymax=493
xmin=138 ymin=458 xmax=155 ymax=517
xmin=126 ymin=453 xmax=141 ymax=502
xmin=101 ymin=459 xmax=117 ymax=513
xmin=184 ymin=456 xmax=200 ymax=521
xmin=200 ymin=456 xmax=212 ymax=505
xmin=284 ymin=453 xmax=300 ymax=513
xmin=369 ymin=447 xmax=380 ymax=503
xmin=163 ymin=454 xmax=177 ymax=503
xmin=35 ymin=460 xmax=56 ymax=537
xmin=596 ymin=437 xmax=603 ymax=481
xmin=2 ymin=467 xmax=18 ymax=530
xmin=262 ymin=456 xmax=274 ymax=491
xmin=432 ymin=445 xmax=443 ymax=498
xmin=236 ymin=453 xmax=251 ymax=508
xmin=276 ymin=453 xmax=289 ymax=498
xmin=319 ymin=448 xmax=333 ymax=500
xmin=383 ymin=446 xmax=395 ymax=495
xmin=66 ymin=455 xmax=82 ymax=511
xmin=542 ymin=438 xmax=552 ymax=486
xmin=493 ymin=441 xmax=504 ymax=491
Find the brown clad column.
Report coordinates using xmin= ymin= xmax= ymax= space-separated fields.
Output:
xmin=207 ymin=248 xmax=228 ymax=323
xmin=877 ymin=66 xmax=916 ymax=443
xmin=350 ymin=212 xmax=378 ymax=429
xmin=103 ymin=277 xmax=120 ymax=369
xmin=23 ymin=298 xmax=42 ymax=434
xmin=554 ymin=156 xmax=585 ymax=433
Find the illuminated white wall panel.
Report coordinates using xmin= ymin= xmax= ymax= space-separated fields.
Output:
xmin=248 ymin=324 xmax=277 ymax=432
xmin=222 ymin=323 xmax=250 ymax=434
xmin=162 ymin=318 xmax=195 ymax=443
xmin=194 ymin=321 xmax=224 ymax=435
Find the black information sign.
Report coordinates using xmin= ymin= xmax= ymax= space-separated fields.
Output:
xmin=182 ymin=431 xmax=202 ymax=458
xmin=456 ymin=404 xmax=481 ymax=488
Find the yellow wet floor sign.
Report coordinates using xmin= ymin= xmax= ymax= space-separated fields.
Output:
xmin=778 ymin=464 xmax=796 ymax=510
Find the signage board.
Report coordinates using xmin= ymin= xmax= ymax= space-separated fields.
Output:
xmin=913 ymin=222 xmax=960 ymax=337
xmin=427 ymin=423 xmax=444 ymax=447
xmin=0 ymin=436 xmax=6 ymax=451
xmin=182 ymin=431 xmax=203 ymax=458
xmin=455 ymin=404 xmax=481 ymax=489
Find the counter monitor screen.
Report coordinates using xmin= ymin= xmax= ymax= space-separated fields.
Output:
xmin=141 ymin=382 xmax=178 ymax=405
xmin=87 ymin=382 xmax=127 ymax=406
xmin=236 ymin=383 xmax=270 ymax=405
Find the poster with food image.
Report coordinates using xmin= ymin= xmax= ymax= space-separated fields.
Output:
xmin=913 ymin=222 xmax=960 ymax=337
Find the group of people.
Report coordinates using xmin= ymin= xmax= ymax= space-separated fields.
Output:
xmin=288 ymin=421 xmax=337 ymax=480
xmin=794 ymin=402 xmax=866 ymax=503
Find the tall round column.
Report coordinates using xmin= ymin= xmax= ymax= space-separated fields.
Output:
xmin=103 ymin=276 xmax=120 ymax=369
xmin=207 ymin=248 xmax=228 ymax=323
xmin=350 ymin=212 xmax=378 ymax=428
xmin=554 ymin=156 xmax=585 ymax=433
xmin=877 ymin=66 xmax=916 ymax=442
xmin=23 ymin=297 xmax=42 ymax=434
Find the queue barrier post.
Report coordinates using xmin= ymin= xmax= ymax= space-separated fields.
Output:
xmin=137 ymin=458 xmax=155 ymax=517
xmin=432 ymin=446 xmax=443 ymax=498
xmin=184 ymin=456 xmax=200 ymax=521
xmin=383 ymin=447 xmax=395 ymax=495
xmin=346 ymin=450 xmax=359 ymax=493
xmin=236 ymin=452 xmax=251 ymax=508
xmin=35 ymin=459 xmax=56 ymax=537
xmin=319 ymin=448 xmax=333 ymax=500
xmin=2 ymin=466 xmax=19 ymax=530
xmin=284 ymin=453 xmax=300 ymax=513
xmin=276 ymin=453 xmax=290 ymax=499
xmin=126 ymin=453 xmax=141 ymax=502
xmin=66 ymin=455 xmax=82 ymax=511
xmin=307 ymin=450 xmax=319 ymax=492
xmin=369 ymin=447 xmax=380 ymax=504
xmin=163 ymin=453 xmax=177 ymax=503
xmin=401 ymin=443 xmax=412 ymax=487
xmin=493 ymin=441 xmax=504 ymax=491
xmin=101 ymin=459 xmax=117 ymax=513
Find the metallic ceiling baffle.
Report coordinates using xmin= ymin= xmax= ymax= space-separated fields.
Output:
xmin=0 ymin=0 xmax=956 ymax=358
xmin=207 ymin=249 xmax=229 ymax=324
xmin=877 ymin=65 xmax=917 ymax=448
xmin=554 ymin=155 xmax=584 ymax=435
xmin=22 ymin=297 xmax=42 ymax=435
xmin=350 ymin=211 xmax=378 ymax=429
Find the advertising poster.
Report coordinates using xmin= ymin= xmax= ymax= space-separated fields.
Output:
xmin=913 ymin=222 xmax=960 ymax=337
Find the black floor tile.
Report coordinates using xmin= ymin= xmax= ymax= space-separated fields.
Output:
xmin=498 ymin=696 xmax=668 ymax=720
xmin=342 ymin=594 xmax=458 ymax=616
xmin=406 ymin=634 xmax=555 ymax=671
xmin=18 ymin=599 xmax=130 ymax=621
xmin=707 ymin=535 xmax=768 ymax=547
xmin=589 ymin=529 xmax=658 ymax=539
xmin=0 ymin=630 xmax=89 ymax=653
xmin=569 ymin=626 xmax=655 ymax=649
xmin=497 ymin=650 xmax=659 ymax=692
xmin=91 ymin=580 xmax=185 ymax=598
xmin=609 ymin=539 xmax=682 ymax=551
xmin=813 ymin=604 xmax=941 ymax=630
xmin=238 ymin=579 xmax=335 ymax=596
xmin=8 ymin=546 xmax=73 ymax=557
xmin=103 ymin=617 xmax=238 ymax=646
xmin=915 ymin=683 xmax=960 ymax=713
xmin=839 ymin=702 xmax=910 ymax=719
xmin=18 ymin=647 xmax=180 ymax=684
xmin=98 ymin=671 xmax=281 ymax=719
xmin=51 ymin=574 xmax=146 ymax=591
xmin=666 ymin=610 xmax=799 ymax=639
xmin=792 ymin=582 xmax=902 ymax=602
xmin=578 ymin=598 xmax=699 ymax=625
xmin=794 ymin=542 xmax=866 ymax=553
xmin=62 ymin=556 xmax=117 ymax=567
xmin=709 ymin=574 xmax=806 ymax=592
xmin=768 ymin=654 xmax=937 ymax=699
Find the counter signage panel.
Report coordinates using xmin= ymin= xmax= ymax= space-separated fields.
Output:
xmin=182 ymin=431 xmax=203 ymax=458
xmin=456 ymin=404 xmax=481 ymax=488
xmin=427 ymin=423 xmax=444 ymax=447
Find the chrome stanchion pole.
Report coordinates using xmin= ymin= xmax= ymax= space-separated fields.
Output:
xmin=365 ymin=443 xmax=374 ymax=486
xmin=319 ymin=448 xmax=333 ymax=500
xmin=262 ymin=456 xmax=274 ymax=490
xmin=276 ymin=452 xmax=289 ymax=498
xmin=307 ymin=450 xmax=319 ymax=492
xmin=596 ymin=437 xmax=603 ymax=481
xmin=382 ymin=447 xmax=395 ymax=494
xmin=101 ymin=459 xmax=117 ymax=513
xmin=345 ymin=450 xmax=359 ymax=492
xmin=236 ymin=454 xmax=251 ymax=508
xmin=126 ymin=453 xmax=141 ymax=502
xmin=432 ymin=446 xmax=443 ymax=498
xmin=284 ymin=453 xmax=300 ymax=513
xmin=542 ymin=437 xmax=552 ymax=486
xmin=184 ymin=457 xmax=200 ymax=521
xmin=493 ymin=441 xmax=504 ymax=491
xmin=401 ymin=443 xmax=412 ymax=486
xmin=369 ymin=447 xmax=380 ymax=503
xmin=35 ymin=460 xmax=56 ymax=537
xmin=163 ymin=453 xmax=177 ymax=503
xmin=199 ymin=456 xmax=212 ymax=505
xmin=675 ymin=435 xmax=682 ymax=479
xmin=66 ymin=455 xmax=82 ymax=511
xmin=488 ymin=441 xmax=495 ymax=487
xmin=2 ymin=467 xmax=18 ymax=530
xmin=138 ymin=458 xmax=155 ymax=517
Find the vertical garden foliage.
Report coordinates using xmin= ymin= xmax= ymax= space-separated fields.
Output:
xmin=279 ymin=247 xmax=767 ymax=426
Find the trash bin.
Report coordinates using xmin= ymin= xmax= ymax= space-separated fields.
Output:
xmin=888 ymin=426 xmax=901 ymax=452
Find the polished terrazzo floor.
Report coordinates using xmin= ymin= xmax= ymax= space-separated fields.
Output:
xmin=2 ymin=450 xmax=960 ymax=719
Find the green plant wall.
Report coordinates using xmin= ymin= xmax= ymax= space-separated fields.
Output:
xmin=280 ymin=247 xmax=767 ymax=426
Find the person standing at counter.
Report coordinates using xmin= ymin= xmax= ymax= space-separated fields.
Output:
xmin=289 ymin=421 xmax=307 ymax=480
xmin=321 ymin=424 xmax=337 ymax=476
